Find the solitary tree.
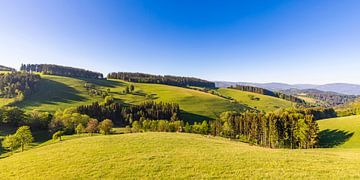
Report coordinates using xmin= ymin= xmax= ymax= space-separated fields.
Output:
xmin=99 ymin=119 xmax=114 ymax=135
xmin=129 ymin=84 xmax=135 ymax=92
xmin=14 ymin=126 xmax=33 ymax=152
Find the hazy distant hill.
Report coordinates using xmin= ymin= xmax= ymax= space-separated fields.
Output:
xmin=0 ymin=65 xmax=15 ymax=71
xmin=215 ymin=81 xmax=360 ymax=95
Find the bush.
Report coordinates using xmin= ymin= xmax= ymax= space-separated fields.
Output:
xmin=75 ymin=123 xmax=86 ymax=134
xmin=52 ymin=131 xmax=64 ymax=141
xmin=2 ymin=134 xmax=20 ymax=152
xmin=86 ymin=119 xmax=99 ymax=134
xmin=99 ymin=119 xmax=114 ymax=135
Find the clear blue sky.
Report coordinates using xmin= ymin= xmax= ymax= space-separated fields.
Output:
xmin=0 ymin=0 xmax=359 ymax=84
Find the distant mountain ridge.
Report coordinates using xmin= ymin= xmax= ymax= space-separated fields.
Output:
xmin=215 ymin=81 xmax=360 ymax=95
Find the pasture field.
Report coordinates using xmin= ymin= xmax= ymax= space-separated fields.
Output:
xmin=216 ymin=88 xmax=294 ymax=112
xmin=318 ymin=115 xmax=360 ymax=148
xmin=0 ymin=132 xmax=360 ymax=179
xmin=14 ymin=75 xmax=105 ymax=112
xmin=108 ymin=80 xmax=247 ymax=120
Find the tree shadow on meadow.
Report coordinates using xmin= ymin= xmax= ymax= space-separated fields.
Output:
xmin=79 ymin=78 xmax=124 ymax=88
xmin=318 ymin=129 xmax=354 ymax=148
xmin=180 ymin=111 xmax=213 ymax=124
xmin=15 ymin=78 xmax=87 ymax=108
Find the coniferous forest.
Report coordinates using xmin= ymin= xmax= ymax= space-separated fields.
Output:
xmin=0 ymin=72 xmax=41 ymax=98
xmin=77 ymin=101 xmax=180 ymax=126
xmin=20 ymin=64 xmax=103 ymax=79
xmin=107 ymin=72 xmax=215 ymax=88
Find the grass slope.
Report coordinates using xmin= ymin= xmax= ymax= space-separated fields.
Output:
xmin=108 ymin=80 xmax=247 ymax=120
xmin=8 ymin=75 xmax=246 ymax=121
xmin=318 ymin=115 xmax=360 ymax=148
xmin=1 ymin=133 xmax=360 ymax=179
xmin=14 ymin=75 xmax=104 ymax=112
xmin=217 ymin=88 xmax=294 ymax=112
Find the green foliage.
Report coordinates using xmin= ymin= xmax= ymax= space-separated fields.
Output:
xmin=75 ymin=123 xmax=86 ymax=134
xmin=2 ymin=134 xmax=20 ymax=152
xmin=52 ymin=131 xmax=64 ymax=141
xmin=49 ymin=108 xmax=94 ymax=134
xmin=14 ymin=126 xmax=34 ymax=152
xmin=0 ymin=106 xmax=24 ymax=125
xmin=0 ymin=72 xmax=41 ymax=99
xmin=21 ymin=64 xmax=103 ymax=79
xmin=99 ymin=119 xmax=113 ymax=135
xmin=22 ymin=110 xmax=52 ymax=130
xmin=131 ymin=121 xmax=141 ymax=132
xmin=108 ymin=72 xmax=215 ymax=88
xmin=86 ymin=119 xmax=99 ymax=134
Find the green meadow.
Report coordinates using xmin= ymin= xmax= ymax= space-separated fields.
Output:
xmin=0 ymin=132 xmax=360 ymax=179
xmin=217 ymin=88 xmax=294 ymax=112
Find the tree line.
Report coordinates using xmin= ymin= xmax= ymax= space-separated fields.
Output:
xmin=107 ymin=72 xmax=215 ymax=88
xmin=280 ymin=88 xmax=357 ymax=107
xmin=77 ymin=101 xmax=180 ymax=126
xmin=0 ymin=72 xmax=41 ymax=99
xmin=20 ymin=64 xmax=103 ymax=79
xmin=129 ymin=108 xmax=319 ymax=149
xmin=0 ymin=107 xmax=52 ymax=130
xmin=230 ymin=85 xmax=305 ymax=104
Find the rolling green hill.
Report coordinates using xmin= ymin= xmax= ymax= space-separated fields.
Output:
xmin=216 ymin=88 xmax=294 ymax=112
xmin=318 ymin=115 xmax=360 ymax=148
xmin=0 ymin=132 xmax=360 ymax=179
xmin=10 ymin=75 xmax=247 ymax=121
xmin=14 ymin=75 xmax=104 ymax=112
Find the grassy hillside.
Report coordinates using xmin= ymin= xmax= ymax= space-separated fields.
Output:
xmin=1 ymin=133 xmax=360 ymax=179
xmin=14 ymin=75 xmax=104 ymax=112
xmin=108 ymin=80 xmax=246 ymax=120
xmin=318 ymin=115 xmax=360 ymax=148
xmin=217 ymin=88 xmax=294 ymax=112
xmin=9 ymin=75 xmax=246 ymax=121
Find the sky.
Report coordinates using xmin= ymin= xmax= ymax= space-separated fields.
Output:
xmin=0 ymin=0 xmax=359 ymax=84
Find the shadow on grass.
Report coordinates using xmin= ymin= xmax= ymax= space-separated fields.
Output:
xmin=80 ymin=78 xmax=124 ymax=88
xmin=180 ymin=111 xmax=213 ymax=124
xmin=15 ymin=78 xmax=87 ymax=108
xmin=319 ymin=129 xmax=354 ymax=148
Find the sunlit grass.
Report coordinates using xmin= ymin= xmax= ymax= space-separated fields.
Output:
xmin=217 ymin=88 xmax=294 ymax=112
xmin=0 ymin=133 xmax=360 ymax=179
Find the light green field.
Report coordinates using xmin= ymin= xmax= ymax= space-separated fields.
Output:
xmin=297 ymin=95 xmax=318 ymax=104
xmin=318 ymin=115 xmax=360 ymax=148
xmin=14 ymin=75 xmax=104 ymax=112
xmin=217 ymin=88 xmax=294 ymax=112
xmin=0 ymin=132 xmax=360 ymax=179
xmin=5 ymin=75 xmax=246 ymax=121
xmin=108 ymin=80 xmax=247 ymax=120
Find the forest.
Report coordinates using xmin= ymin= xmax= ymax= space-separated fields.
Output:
xmin=129 ymin=108 xmax=319 ymax=149
xmin=0 ymin=72 xmax=41 ymax=98
xmin=280 ymin=88 xmax=357 ymax=107
xmin=230 ymin=85 xmax=305 ymax=104
xmin=20 ymin=64 xmax=103 ymax=79
xmin=107 ymin=72 xmax=215 ymax=88
xmin=77 ymin=101 xmax=180 ymax=127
